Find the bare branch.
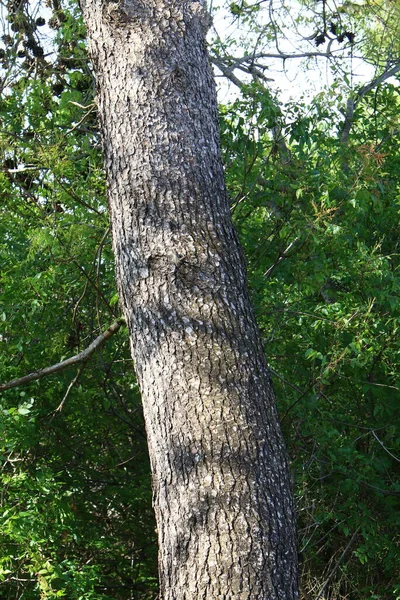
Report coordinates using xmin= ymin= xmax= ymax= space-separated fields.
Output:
xmin=211 ymin=50 xmax=335 ymax=88
xmin=0 ymin=318 xmax=125 ymax=392
xmin=372 ymin=430 xmax=400 ymax=463
xmin=264 ymin=236 xmax=301 ymax=278
xmin=55 ymin=362 xmax=87 ymax=412
xmin=357 ymin=62 xmax=400 ymax=97
xmin=233 ymin=50 xmax=332 ymax=61
xmin=211 ymin=55 xmax=247 ymax=90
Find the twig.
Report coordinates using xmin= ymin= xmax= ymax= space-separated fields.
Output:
xmin=315 ymin=526 xmax=361 ymax=600
xmin=55 ymin=362 xmax=87 ymax=412
xmin=372 ymin=430 xmax=400 ymax=463
xmin=264 ymin=236 xmax=300 ymax=278
xmin=66 ymin=104 xmax=96 ymax=135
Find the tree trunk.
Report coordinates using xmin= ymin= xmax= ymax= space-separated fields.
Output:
xmin=81 ymin=0 xmax=298 ymax=597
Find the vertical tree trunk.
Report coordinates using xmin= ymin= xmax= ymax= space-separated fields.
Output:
xmin=81 ymin=0 xmax=298 ymax=597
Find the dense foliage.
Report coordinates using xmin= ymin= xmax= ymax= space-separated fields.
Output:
xmin=221 ymin=80 xmax=400 ymax=599
xmin=0 ymin=0 xmax=399 ymax=598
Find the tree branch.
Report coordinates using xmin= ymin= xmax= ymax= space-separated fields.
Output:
xmin=211 ymin=55 xmax=247 ymax=90
xmin=341 ymin=63 xmax=400 ymax=142
xmin=357 ymin=63 xmax=400 ymax=98
xmin=0 ymin=318 xmax=125 ymax=392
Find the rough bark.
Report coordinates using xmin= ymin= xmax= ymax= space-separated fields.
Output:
xmin=81 ymin=0 xmax=298 ymax=597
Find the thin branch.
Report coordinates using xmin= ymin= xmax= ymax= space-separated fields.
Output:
xmin=52 ymin=174 xmax=103 ymax=216
xmin=0 ymin=318 xmax=125 ymax=392
xmin=264 ymin=236 xmax=301 ymax=278
xmin=372 ymin=430 xmax=400 ymax=463
xmin=358 ymin=479 xmax=400 ymax=497
xmin=96 ymin=226 xmax=111 ymax=327
xmin=55 ymin=362 xmax=87 ymax=412
xmin=269 ymin=366 xmax=304 ymax=394
xmin=315 ymin=526 xmax=361 ymax=600
xmin=70 ymin=258 xmax=115 ymax=315
xmin=211 ymin=49 xmax=338 ymax=89
xmin=66 ymin=104 xmax=96 ymax=135
xmin=231 ymin=50 xmax=332 ymax=61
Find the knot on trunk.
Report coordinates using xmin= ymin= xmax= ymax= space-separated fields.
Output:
xmin=101 ymin=0 xmax=145 ymax=25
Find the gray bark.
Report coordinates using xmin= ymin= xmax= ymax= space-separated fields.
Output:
xmin=81 ymin=0 xmax=298 ymax=597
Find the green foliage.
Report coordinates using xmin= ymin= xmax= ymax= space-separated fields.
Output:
xmin=0 ymin=0 xmax=399 ymax=599
xmin=221 ymin=80 xmax=400 ymax=599
xmin=0 ymin=2 xmax=157 ymax=598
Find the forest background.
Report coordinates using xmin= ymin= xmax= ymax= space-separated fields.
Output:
xmin=0 ymin=0 xmax=399 ymax=598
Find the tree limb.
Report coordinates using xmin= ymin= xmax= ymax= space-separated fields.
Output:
xmin=341 ymin=63 xmax=400 ymax=142
xmin=0 ymin=318 xmax=125 ymax=392
xmin=210 ymin=55 xmax=247 ymax=90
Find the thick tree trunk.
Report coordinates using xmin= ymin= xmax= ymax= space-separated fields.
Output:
xmin=81 ymin=0 xmax=298 ymax=597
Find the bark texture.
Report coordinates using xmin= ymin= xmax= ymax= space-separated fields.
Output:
xmin=81 ymin=1 xmax=298 ymax=597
